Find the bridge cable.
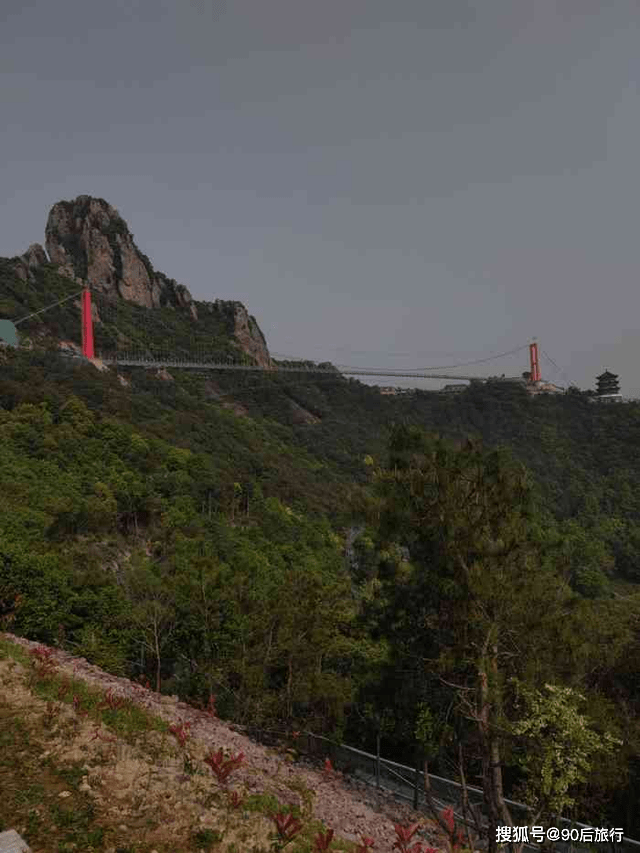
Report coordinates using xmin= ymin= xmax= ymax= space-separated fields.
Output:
xmin=14 ymin=288 xmax=86 ymax=326
xmin=541 ymin=348 xmax=572 ymax=387
xmin=334 ymin=343 xmax=530 ymax=374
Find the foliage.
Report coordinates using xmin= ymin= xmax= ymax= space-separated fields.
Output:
xmin=353 ymin=425 xmax=634 ymax=844
xmin=4 ymin=256 xmax=640 ymax=835
xmin=204 ymin=747 xmax=245 ymax=786
xmin=508 ymin=680 xmax=622 ymax=817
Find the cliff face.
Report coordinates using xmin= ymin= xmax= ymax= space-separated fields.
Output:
xmin=41 ymin=195 xmax=270 ymax=365
xmin=45 ymin=196 xmax=197 ymax=318
xmin=12 ymin=243 xmax=49 ymax=282
xmin=199 ymin=300 xmax=271 ymax=369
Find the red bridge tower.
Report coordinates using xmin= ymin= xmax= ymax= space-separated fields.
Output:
xmin=81 ymin=288 xmax=94 ymax=359
xmin=529 ymin=340 xmax=540 ymax=382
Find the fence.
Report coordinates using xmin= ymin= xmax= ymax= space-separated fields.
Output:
xmin=238 ymin=725 xmax=640 ymax=853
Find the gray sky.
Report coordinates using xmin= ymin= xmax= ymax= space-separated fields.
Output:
xmin=2 ymin=0 xmax=639 ymax=393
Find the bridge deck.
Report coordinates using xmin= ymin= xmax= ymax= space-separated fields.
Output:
xmin=98 ymin=355 xmax=495 ymax=381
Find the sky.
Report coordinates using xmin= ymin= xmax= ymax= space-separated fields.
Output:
xmin=2 ymin=0 xmax=639 ymax=393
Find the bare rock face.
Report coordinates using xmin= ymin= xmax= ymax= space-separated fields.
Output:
xmin=13 ymin=243 xmax=49 ymax=282
xmin=23 ymin=243 xmax=49 ymax=269
xmin=45 ymin=196 xmax=198 ymax=319
xmin=200 ymin=300 xmax=271 ymax=369
xmin=230 ymin=302 xmax=271 ymax=369
xmin=287 ymin=396 xmax=321 ymax=425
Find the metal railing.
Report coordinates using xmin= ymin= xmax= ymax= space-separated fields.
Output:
xmin=238 ymin=725 xmax=639 ymax=853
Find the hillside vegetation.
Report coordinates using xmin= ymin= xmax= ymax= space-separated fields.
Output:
xmin=3 ymin=257 xmax=640 ymax=847
xmin=0 ymin=258 xmax=246 ymax=360
xmin=1 ymin=633 xmax=446 ymax=853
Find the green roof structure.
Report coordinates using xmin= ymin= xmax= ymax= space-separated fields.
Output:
xmin=0 ymin=319 xmax=18 ymax=347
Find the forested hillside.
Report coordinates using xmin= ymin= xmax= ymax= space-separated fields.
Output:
xmin=4 ymin=229 xmax=640 ymax=846
xmin=2 ymin=341 xmax=640 ymax=845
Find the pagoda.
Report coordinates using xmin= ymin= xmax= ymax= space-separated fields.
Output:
xmin=596 ymin=370 xmax=620 ymax=397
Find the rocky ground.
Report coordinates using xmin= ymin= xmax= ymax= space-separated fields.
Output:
xmin=1 ymin=632 xmax=453 ymax=853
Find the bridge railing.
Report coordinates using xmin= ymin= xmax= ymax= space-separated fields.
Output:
xmin=97 ymin=351 xmax=341 ymax=373
xmin=96 ymin=350 xmax=494 ymax=380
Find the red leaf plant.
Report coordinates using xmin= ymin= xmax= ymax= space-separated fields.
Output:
xmin=57 ymin=677 xmax=71 ymax=700
xmin=72 ymin=694 xmax=88 ymax=717
xmin=43 ymin=701 xmax=60 ymax=726
xmin=440 ymin=806 xmax=465 ymax=852
xmin=206 ymin=693 xmax=217 ymax=717
xmin=204 ymin=747 xmax=244 ymax=785
xmin=91 ymin=725 xmax=117 ymax=744
xmin=169 ymin=719 xmax=191 ymax=747
xmin=228 ymin=790 xmax=245 ymax=810
xmin=393 ymin=823 xmax=424 ymax=853
xmin=356 ymin=836 xmax=376 ymax=853
xmin=98 ymin=689 xmax=128 ymax=712
xmin=272 ymin=811 xmax=303 ymax=845
xmin=314 ymin=828 xmax=334 ymax=851
xmin=441 ymin=808 xmax=454 ymax=835
xmin=30 ymin=645 xmax=57 ymax=678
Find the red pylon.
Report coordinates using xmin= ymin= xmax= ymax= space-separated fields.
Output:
xmin=529 ymin=341 xmax=540 ymax=382
xmin=81 ymin=289 xmax=94 ymax=358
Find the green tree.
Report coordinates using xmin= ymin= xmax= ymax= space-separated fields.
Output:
xmin=508 ymin=680 xmax=621 ymax=822
xmin=367 ymin=426 xmax=625 ymax=851
xmin=0 ymin=542 xmax=74 ymax=641
xmin=123 ymin=556 xmax=177 ymax=692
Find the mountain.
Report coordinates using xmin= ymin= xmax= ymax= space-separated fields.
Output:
xmin=3 ymin=195 xmax=271 ymax=367
xmin=45 ymin=195 xmax=197 ymax=315
xmin=3 ymin=197 xmax=640 ymax=841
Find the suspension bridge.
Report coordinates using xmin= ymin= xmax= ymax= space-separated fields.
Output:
xmin=96 ymin=354 xmax=511 ymax=382
xmin=8 ymin=285 xmax=555 ymax=387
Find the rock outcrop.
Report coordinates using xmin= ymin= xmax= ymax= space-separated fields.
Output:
xmin=287 ymin=396 xmax=321 ymax=424
xmin=42 ymin=195 xmax=271 ymax=365
xmin=199 ymin=300 xmax=271 ymax=369
xmin=45 ymin=196 xmax=197 ymax=319
xmin=231 ymin=303 xmax=271 ymax=368
xmin=13 ymin=243 xmax=49 ymax=282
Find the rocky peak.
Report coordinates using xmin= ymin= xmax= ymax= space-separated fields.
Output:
xmin=12 ymin=243 xmax=49 ymax=282
xmin=23 ymin=243 xmax=49 ymax=268
xmin=42 ymin=195 xmax=271 ymax=366
xmin=45 ymin=195 xmax=197 ymax=319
